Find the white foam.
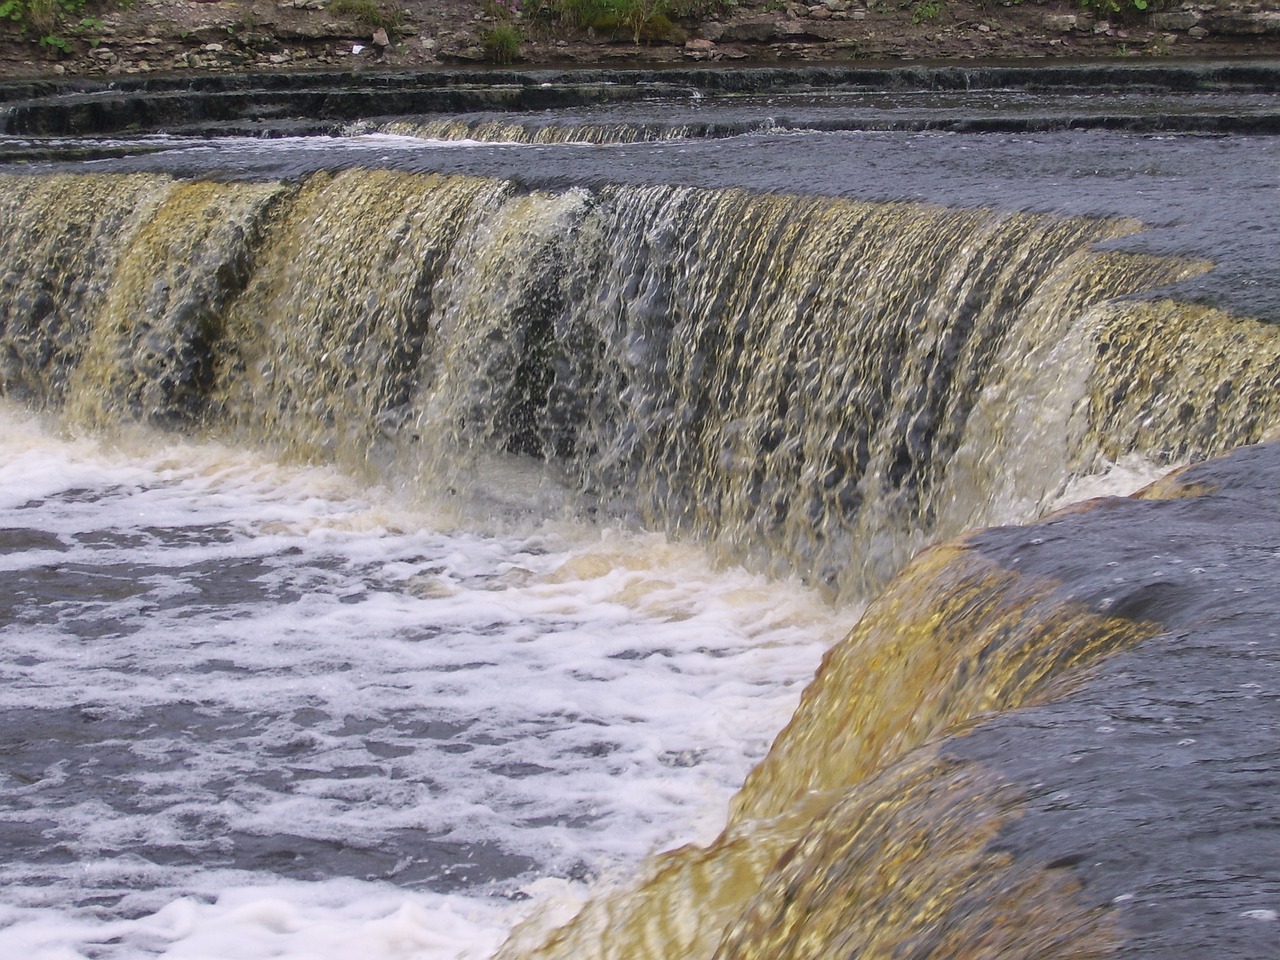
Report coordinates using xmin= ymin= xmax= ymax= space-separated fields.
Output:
xmin=1240 ymin=909 xmax=1278 ymax=922
xmin=1048 ymin=454 xmax=1177 ymax=512
xmin=0 ymin=877 xmax=516 ymax=960
xmin=0 ymin=401 xmax=845 ymax=959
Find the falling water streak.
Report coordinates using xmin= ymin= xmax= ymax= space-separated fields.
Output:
xmin=64 ymin=179 xmax=294 ymax=430
xmin=1086 ymin=299 xmax=1280 ymax=465
xmin=0 ymin=174 xmax=177 ymax=407
xmin=212 ymin=170 xmax=512 ymax=475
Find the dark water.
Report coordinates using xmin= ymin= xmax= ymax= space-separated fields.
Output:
xmin=9 ymin=119 xmax=1279 ymax=321
xmin=948 ymin=445 xmax=1280 ymax=959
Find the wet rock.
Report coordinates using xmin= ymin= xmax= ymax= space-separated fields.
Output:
xmin=1149 ymin=11 xmax=1200 ymax=29
xmin=684 ymin=38 xmax=718 ymax=59
xmin=779 ymin=19 xmax=843 ymax=39
xmin=1213 ymin=10 xmax=1280 ymax=34
xmin=721 ymin=16 xmax=788 ymax=41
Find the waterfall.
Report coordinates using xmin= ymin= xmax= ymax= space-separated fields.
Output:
xmin=377 ymin=118 xmax=707 ymax=144
xmin=5 ymin=170 xmax=1273 ymax=602
xmin=2 ymin=165 xmax=1279 ymax=960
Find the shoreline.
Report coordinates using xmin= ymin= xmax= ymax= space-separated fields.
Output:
xmin=0 ymin=0 xmax=1277 ymax=83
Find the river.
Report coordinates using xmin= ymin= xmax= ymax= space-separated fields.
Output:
xmin=1 ymin=69 xmax=1278 ymax=959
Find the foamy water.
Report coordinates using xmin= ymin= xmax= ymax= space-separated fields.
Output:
xmin=0 ymin=402 xmax=845 ymax=959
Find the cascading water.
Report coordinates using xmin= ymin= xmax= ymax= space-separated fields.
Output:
xmin=6 ymin=169 xmax=1268 ymax=599
xmin=377 ymin=118 xmax=707 ymax=144
xmin=1 ymin=91 xmax=1279 ymax=960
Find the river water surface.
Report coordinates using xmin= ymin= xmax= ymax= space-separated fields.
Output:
xmin=0 ymin=402 xmax=850 ymax=958
xmin=1 ymin=86 xmax=1278 ymax=958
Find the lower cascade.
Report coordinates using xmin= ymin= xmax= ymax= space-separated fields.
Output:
xmin=1 ymin=152 xmax=1278 ymax=960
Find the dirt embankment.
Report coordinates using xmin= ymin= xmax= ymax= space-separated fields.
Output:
xmin=0 ymin=0 xmax=1277 ymax=81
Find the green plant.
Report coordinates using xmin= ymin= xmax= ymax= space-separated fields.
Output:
xmin=0 ymin=0 xmax=99 ymax=54
xmin=483 ymin=21 xmax=521 ymax=61
xmin=0 ymin=0 xmax=95 ymax=28
xmin=555 ymin=0 xmax=679 ymax=40
xmin=667 ymin=0 xmax=734 ymax=16
xmin=329 ymin=0 xmax=402 ymax=29
xmin=624 ymin=0 xmax=667 ymax=41
xmin=72 ymin=13 xmax=103 ymax=44
xmin=27 ymin=0 xmax=60 ymax=32
xmin=1078 ymin=0 xmax=1160 ymax=18
xmin=910 ymin=0 xmax=941 ymax=21
xmin=558 ymin=0 xmax=620 ymax=29
xmin=482 ymin=0 xmax=520 ymax=18
xmin=520 ymin=0 xmax=559 ymax=25
xmin=39 ymin=30 xmax=70 ymax=50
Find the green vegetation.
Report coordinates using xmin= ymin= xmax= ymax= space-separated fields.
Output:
xmin=0 ymin=0 xmax=123 ymax=54
xmin=910 ymin=0 xmax=942 ymax=22
xmin=622 ymin=0 xmax=673 ymax=42
xmin=557 ymin=0 xmax=613 ymax=29
xmin=484 ymin=21 xmax=521 ymax=61
xmin=518 ymin=0 xmax=732 ymax=43
xmin=1078 ymin=0 xmax=1163 ymax=18
xmin=667 ymin=0 xmax=735 ymax=17
xmin=328 ymin=0 xmax=402 ymax=30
